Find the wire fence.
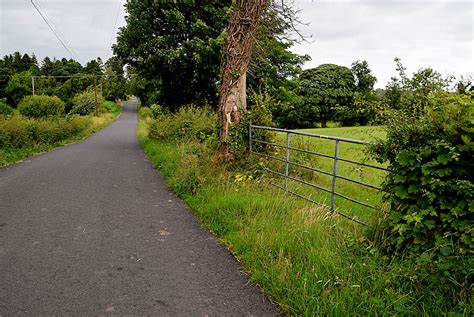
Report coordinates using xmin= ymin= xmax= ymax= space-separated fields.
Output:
xmin=249 ymin=123 xmax=389 ymax=225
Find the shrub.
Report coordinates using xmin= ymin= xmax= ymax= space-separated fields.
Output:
xmin=0 ymin=116 xmax=31 ymax=148
xmin=229 ymin=91 xmax=276 ymax=158
xmin=70 ymin=89 xmax=104 ymax=115
xmin=0 ymin=98 xmax=14 ymax=115
xmin=370 ymin=91 xmax=473 ymax=301
xmin=18 ymin=95 xmax=65 ymax=118
xmin=148 ymin=106 xmax=217 ymax=142
xmin=0 ymin=115 xmax=91 ymax=148
xmin=138 ymin=107 xmax=152 ymax=119
xmin=150 ymin=104 xmax=165 ymax=119
xmin=100 ymin=101 xmax=121 ymax=115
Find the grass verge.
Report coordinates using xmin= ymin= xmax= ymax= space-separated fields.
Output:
xmin=138 ymin=118 xmax=472 ymax=316
xmin=0 ymin=103 xmax=122 ymax=167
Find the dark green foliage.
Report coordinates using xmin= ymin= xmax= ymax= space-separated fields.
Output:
xmin=150 ymin=104 xmax=166 ymax=119
xmin=83 ymin=58 xmax=103 ymax=75
xmin=229 ymin=91 xmax=276 ymax=158
xmin=5 ymin=71 xmax=32 ymax=106
xmin=336 ymin=91 xmax=384 ymax=126
xmin=0 ymin=52 xmax=39 ymax=100
xmin=370 ymin=91 xmax=473 ymax=302
xmin=335 ymin=61 xmax=379 ymax=126
xmin=70 ymin=89 xmax=104 ymax=115
xmin=295 ymin=64 xmax=355 ymax=128
xmin=18 ymin=95 xmax=65 ymax=118
xmin=351 ymin=60 xmax=377 ymax=93
xmin=1 ymin=52 xmax=128 ymax=110
xmin=0 ymin=98 xmax=13 ymax=115
xmin=383 ymin=58 xmax=450 ymax=116
xmin=115 ymin=1 xmax=307 ymax=110
xmin=101 ymin=67 xmax=127 ymax=101
xmin=115 ymin=0 xmax=230 ymax=109
xmin=0 ymin=115 xmax=90 ymax=149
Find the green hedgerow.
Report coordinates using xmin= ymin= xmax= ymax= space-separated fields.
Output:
xmin=0 ymin=98 xmax=14 ymax=115
xmin=138 ymin=107 xmax=152 ymax=119
xmin=148 ymin=106 xmax=217 ymax=143
xmin=370 ymin=91 xmax=473 ymax=303
xmin=229 ymin=91 xmax=276 ymax=159
xmin=18 ymin=95 xmax=65 ymax=118
xmin=150 ymin=103 xmax=166 ymax=119
xmin=0 ymin=115 xmax=91 ymax=148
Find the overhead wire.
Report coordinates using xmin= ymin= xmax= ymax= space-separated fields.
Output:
xmin=109 ymin=0 xmax=123 ymax=50
xmin=0 ymin=74 xmax=134 ymax=78
xmin=34 ymin=0 xmax=82 ymax=63
xmin=30 ymin=0 xmax=82 ymax=63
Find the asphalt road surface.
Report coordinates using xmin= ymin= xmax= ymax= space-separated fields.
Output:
xmin=0 ymin=99 xmax=277 ymax=316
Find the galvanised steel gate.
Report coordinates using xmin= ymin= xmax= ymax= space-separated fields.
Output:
xmin=249 ymin=123 xmax=388 ymax=225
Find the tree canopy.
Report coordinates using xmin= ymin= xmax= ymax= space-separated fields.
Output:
xmin=295 ymin=64 xmax=355 ymax=128
xmin=114 ymin=0 xmax=230 ymax=109
xmin=0 ymin=52 xmax=128 ymax=108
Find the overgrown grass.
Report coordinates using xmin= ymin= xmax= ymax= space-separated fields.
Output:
xmin=262 ymin=126 xmax=389 ymax=224
xmin=0 ymin=101 xmax=122 ymax=167
xmin=138 ymin=118 xmax=472 ymax=316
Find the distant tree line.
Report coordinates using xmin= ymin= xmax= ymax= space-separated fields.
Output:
xmin=0 ymin=52 xmax=128 ymax=112
xmin=113 ymin=0 xmax=472 ymax=131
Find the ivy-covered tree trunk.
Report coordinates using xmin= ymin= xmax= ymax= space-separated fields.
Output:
xmin=320 ymin=115 xmax=328 ymax=128
xmin=219 ymin=0 xmax=268 ymax=159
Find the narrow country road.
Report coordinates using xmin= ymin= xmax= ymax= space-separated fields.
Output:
xmin=0 ymin=99 xmax=277 ymax=316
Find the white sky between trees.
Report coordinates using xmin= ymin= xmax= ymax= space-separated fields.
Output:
xmin=0 ymin=0 xmax=472 ymax=88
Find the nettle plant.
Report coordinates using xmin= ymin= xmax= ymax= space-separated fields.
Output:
xmin=370 ymin=92 xmax=473 ymax=287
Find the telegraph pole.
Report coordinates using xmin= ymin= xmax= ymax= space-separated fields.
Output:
xmin=31 ymin=76 xmax=35 ymax=96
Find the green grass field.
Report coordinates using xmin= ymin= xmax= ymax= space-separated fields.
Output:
xmin=259 ymin=126 xmax=387 ymax=224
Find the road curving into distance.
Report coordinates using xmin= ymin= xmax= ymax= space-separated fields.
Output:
xmin=0 ymin=98 xmax=277 ymax=316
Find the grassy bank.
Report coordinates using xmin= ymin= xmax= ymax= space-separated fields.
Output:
xmin=138 ymin=115 xmax=471 ymax=316
xmin=0 ymin=101 xmax=122 ymax=167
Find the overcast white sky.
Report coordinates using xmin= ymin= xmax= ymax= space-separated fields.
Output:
xmin=0 ymin=0 xmax=472 ymax=88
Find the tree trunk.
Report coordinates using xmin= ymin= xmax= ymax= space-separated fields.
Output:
xmin=320 ymin=115 xmax=327 ymax=128
xmin=218 ymin=0 xmax=268 ymax=160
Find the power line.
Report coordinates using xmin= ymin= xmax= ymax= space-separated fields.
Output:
xmin=30 ymin=0 xmax=80 ymax=62
xmin=109 ymin=0 xmax=123 ymax=49
xmin=33 ymin=0 xmax=82 ymax=63
xmin=0 ymin=74 xmax=131 ymax=79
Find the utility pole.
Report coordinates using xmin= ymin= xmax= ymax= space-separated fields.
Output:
xmin=94 ymin=78 xmax=99 ymax=116
xmin=31 ymin=76 xmax=35 ymax=96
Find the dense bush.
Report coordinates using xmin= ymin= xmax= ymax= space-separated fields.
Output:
xmin=138 ymin=107 xmax=152 ymax=119
xmin=70 ymin=89 xmax=104 ymax=115
xmin=150 ymin=103 xmax=166 ymax=119
xmin=229 ymin=91 xmax=276 ymax=158
xmin=100 ymin=101 xmax=122 ymax=115
xmin=336 ymin=91 xmax=385 ymax=126
xmin=370 ymin=92 xmax=473 ymax=302
xmin=18 ymin=95 xmax=65 ymax=118
xmin=0 ymin=115 xmax=90 ymax=148
xmin=0 ymin=98 xmax=13 ymax=115
xmin=148 ymin=106 xmax=217 ymax=142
